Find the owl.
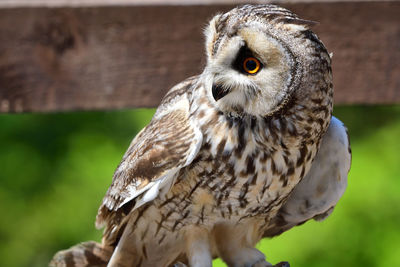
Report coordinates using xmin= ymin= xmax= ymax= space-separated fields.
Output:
xmin=51 ymin=4 xmax=351 ymax=267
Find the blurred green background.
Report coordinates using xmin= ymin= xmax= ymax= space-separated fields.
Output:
xmin=0 ymin=105 xmax=399 ymax=267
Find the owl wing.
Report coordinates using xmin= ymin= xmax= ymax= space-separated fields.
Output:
xmin=96 ymin=77 xmax=203 ymax=229
xmin=264 ymin=116 xmax=351 ymax=237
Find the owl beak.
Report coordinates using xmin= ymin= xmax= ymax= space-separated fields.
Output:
xmin=212 ymin=84 xmax=230 ymax=101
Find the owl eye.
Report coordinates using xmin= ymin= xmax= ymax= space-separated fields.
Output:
xmin=243 ymin=57 xmax=261 ymax=74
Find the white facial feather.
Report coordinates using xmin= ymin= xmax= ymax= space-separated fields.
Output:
xmin=203 ymin=22 xmax=293 ymax=117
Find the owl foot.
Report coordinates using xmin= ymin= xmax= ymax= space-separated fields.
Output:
xmin=251 ymin=258 xmax=273 ymax=267
xmin=172 ymin=262 xmax=188 ymax=267
xmin=273 ymin=262 xmax=290 ymax=267
xmin=222 ymin=247 xmax=270 ymax=267
xmin=252 ymin=260 xmax=290 ymax=267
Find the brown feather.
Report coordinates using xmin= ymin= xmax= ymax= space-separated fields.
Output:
xmin=50 ymin=241 xmax=112 ymax=267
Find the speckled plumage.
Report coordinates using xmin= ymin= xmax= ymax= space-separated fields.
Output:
xmin=51 ymin=4 xmax=350 ymax=267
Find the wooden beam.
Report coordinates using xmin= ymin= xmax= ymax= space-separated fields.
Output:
xmin=0 ymin=0 xmax=371 ymax=8
xmin=0 ymin=1 xmax=399 ymax=113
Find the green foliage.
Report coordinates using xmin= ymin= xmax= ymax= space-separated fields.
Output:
xmin=0 ymin=106 xmax=399 ymax=267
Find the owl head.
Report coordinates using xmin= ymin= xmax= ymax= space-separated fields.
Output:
xmin=202 ymin=4 xmax=331 ymax=117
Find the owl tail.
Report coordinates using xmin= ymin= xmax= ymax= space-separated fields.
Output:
xmin=50 ymin=241 xmax=113 ymax=267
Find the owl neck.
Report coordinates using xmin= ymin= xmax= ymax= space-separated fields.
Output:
xmin=191 ymin=74 xmax=333 ymax=148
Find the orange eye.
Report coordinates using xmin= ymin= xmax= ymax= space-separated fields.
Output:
xmin=243 ymin=57 xmax=261 ymax=74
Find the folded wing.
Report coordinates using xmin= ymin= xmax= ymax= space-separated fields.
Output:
xmin=96 ymin=78 xmax=203 ymax=234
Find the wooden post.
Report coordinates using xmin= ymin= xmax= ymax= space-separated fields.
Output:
xmin=0 ymin=1 xmax=399 ymax=113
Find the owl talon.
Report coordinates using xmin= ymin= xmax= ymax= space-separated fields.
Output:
xmin=172 ymin=262 xmax=188 ymax=267
xmin=252 ymin=259 xmax=274 ymax=267
xmin=222 ymin=247 xmax=269 ymax=267
xmin=273 ymin=261 xmax=290 ymax=267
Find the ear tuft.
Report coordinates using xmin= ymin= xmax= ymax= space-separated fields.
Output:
xmin=282 ymin=18 xmax=319 ymax=29
xmin=204 ymin=13 xmax=222 ymax=59
xmin=279 ymin=17 xmax=319 ymax=30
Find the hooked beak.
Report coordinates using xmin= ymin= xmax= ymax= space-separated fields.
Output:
xmin=212 ymin=84 xmax=230 ymax=101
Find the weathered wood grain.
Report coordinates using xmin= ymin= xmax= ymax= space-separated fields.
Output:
xmin=0 ymin=0 xmax=372 ymax=8
xmin=0 ymin=1 xmax=399 ymax=113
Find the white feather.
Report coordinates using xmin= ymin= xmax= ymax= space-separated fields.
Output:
xmin=117 ymin=181 xmax=156 ymax=209
xmin=185 ymin=121 xmax=204 ymax=166
xmin=280 ymin=116 xmax=351 ymax=223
